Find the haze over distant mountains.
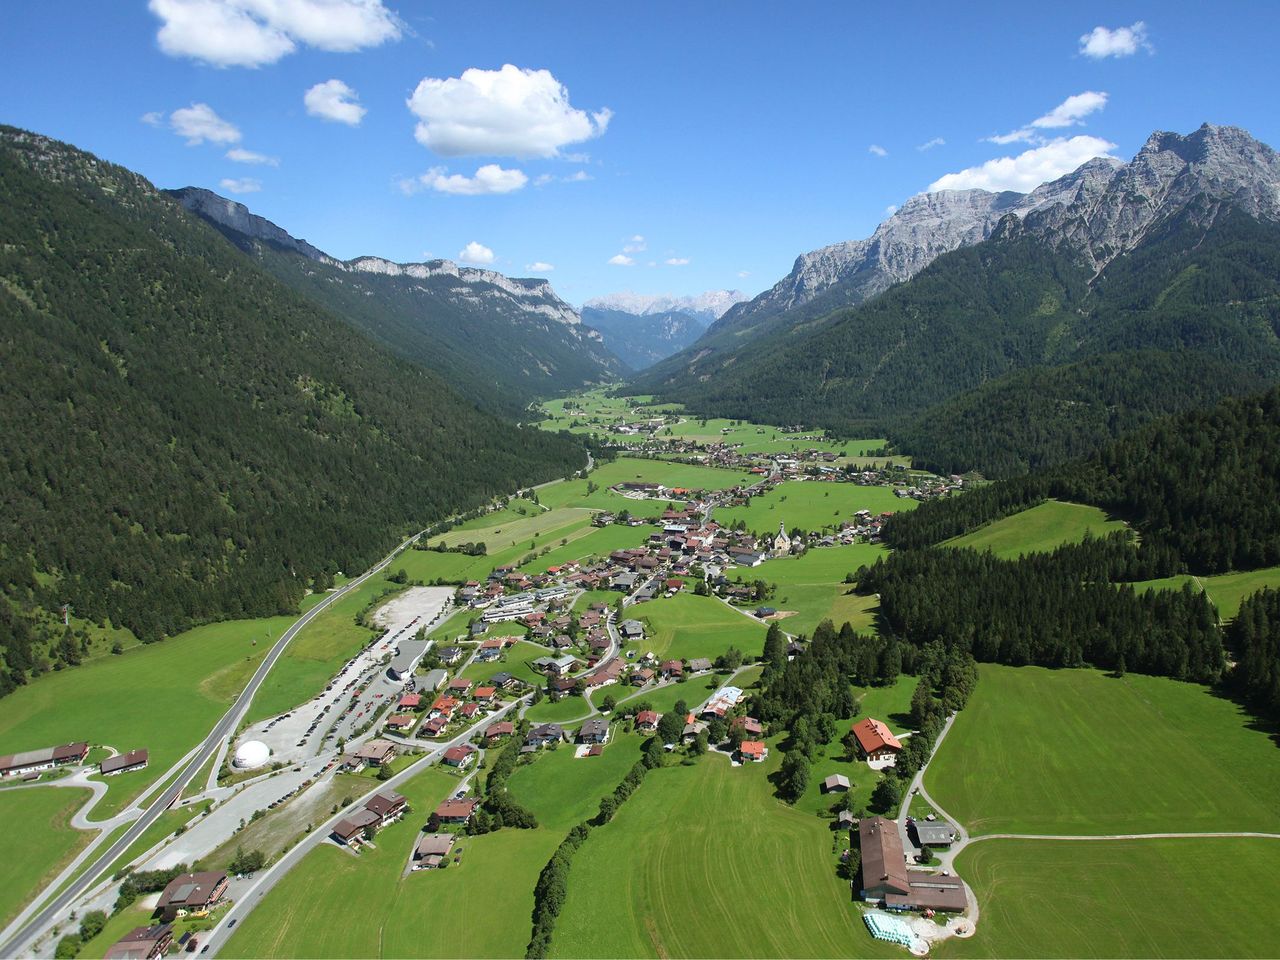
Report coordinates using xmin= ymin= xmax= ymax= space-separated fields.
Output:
xmin=580 ymin=289 xmax=747 ymax=371
xmin=632 ymin=123 xmax=1280 ymax=476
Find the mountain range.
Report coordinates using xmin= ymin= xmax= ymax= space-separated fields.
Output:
xmin=580 ymin=290 xmax=746 ymax=370
xmin=169 ymin=187 xmax=622 ymax=415
xmin=632 ymin=123 xmax=1280 ymax=476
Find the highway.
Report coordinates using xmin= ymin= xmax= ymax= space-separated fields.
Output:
xmin=0 ymin=530 xmax=427 ymax=958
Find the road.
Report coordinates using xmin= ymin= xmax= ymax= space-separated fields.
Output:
xmin=0 ymin=530 xmax=427 ymax=958
xmin=197 ymin=695 xmax=527 ymax=957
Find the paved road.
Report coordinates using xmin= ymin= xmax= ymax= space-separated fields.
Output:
xmin=0 ymin=530 xmax=427 ymax=958
xmin=198 ymin=696 xmax=527 ymax=957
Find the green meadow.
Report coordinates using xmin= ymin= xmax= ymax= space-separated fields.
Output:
xmin=753 ymin=542 xmax=887 ymax=637
xmin=628 ymin=592 xmax=767 ymax=662
xmin=942 ymin=500 xmax=1128 ymax=559
xmin=938 ymin=837 xmax=1280 ymax=959
xmin=0 ymin=786 xmax=94 ymax=928
xmin=228 ymin=737 xmax=644 ymax=958
xmin=1132 ymin=563 xmax=1280 ymax=621
xmin=925 ymin=664 xmax=1280 ymax=835
xmin=551 ymin=752 xmax=898 ymax=959
xmin=716 ymin=480 xmax=914 ymax=535
xmin=536 ymin=457 xmax=756 ymax=518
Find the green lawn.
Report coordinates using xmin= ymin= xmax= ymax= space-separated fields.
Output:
xmin=753 ymin=543 xmax=888 ymax=637
xmin=0 ymin=787 xmax=94 ymax=928
xmin=937 ymin=837 xmax=1280 ymax=959
xmin=716 ymin=481 xmax=914 ymax=536
xmin=629 ymin=593 xmax=767 ymax=662
xmin=524 ymin=693 xmax=594 ymax=724
xmin=428 ymin=507 xmax=594 ymax=552
xmin=551 ymin=752 xmax=898 ymax=959
xmin=925 ymin=664 xmax=1280 ymax=835
xmin=1132 ymin=564 xmax=1280 ymax=622
xmin=227 ymin=738 xmax=644 ymax=958
xmin=457 ymin=641 xmax=549 ymax=687
xmin=536 ymin=457 xmax=756 ymax=518
xmin=943 ymin=500 xmax=1128 ymax=559
xmin=516 ymin=524 xmax=651 ymax=576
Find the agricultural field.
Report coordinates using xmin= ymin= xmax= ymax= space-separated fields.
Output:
xmin=942 ymin=500 xmax=1128 ymax=559
xmin=0 ymin=786 xmax=94 ymax=928
xmin=1132 ymin=563 xmax=1280 ymax=621
xmin=753 ymin=542 xmax=887 ymax=637
xmin=716 ymin=481 xmax=914 ymax=535
xmin=227 ymin=737 xmax=644 ymax=959
xmin=456 ymin=640 xmax=549 ymax=687
xmin=925 ymin=664 xmax=1280 ymax=836
xmin=536 ymin=457 xmax=756 ymax=517
xmin=516 ymin=524 xmax=651 ymax=576
xmin=938 ymin=837 xmax=1280 ymax=959
xmin=551 ymin=751 xmax=898 ymax=959
xmin=427 ymin=506 xmax=594 ymax=554
xmin=627 ymin=592 xmax=767 ymax=662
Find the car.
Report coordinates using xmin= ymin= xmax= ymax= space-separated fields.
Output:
xmin=227 ymin=919 xmax=237 ymax=928
xmin=201 ymin=946 xmax=210 ymax=954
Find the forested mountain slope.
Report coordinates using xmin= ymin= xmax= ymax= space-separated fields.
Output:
xmin=0 ymin=126 xmax=587 ymax=694
xmin=169 ymin=187 xmax=623 ymax=415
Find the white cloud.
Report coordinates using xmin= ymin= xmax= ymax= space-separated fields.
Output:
xmin=406 ymin=164 xmax=528 ymax=196
xmin=916 ymin=137 xmax=945 ymax=151
xmin=608 ymin=254 xmax=635 ymax=266
xmin=170 ymin=103 xmax=241 ymax=145
xmin=623 ymin=235 xmax=646 ymax=254
xmin=226 ymin=147 xmax=278 ymax=165
xmin=526 ymin=261 xmax=554 ymax=272
xmin=564 ymin=170 xmax=592 ymax=182
xmin=149 ymin=0 xmax=401 ymax=68
xmin=1080 ymin=22 xmax=1152 ymax=58
xmin=988 ymin=91 xmax=1109 ymax=145
xmin=304 ymin=79 xmax=366 ymax=126
xmin=928 ymin=135 xmax=1117 ymax=193
xmin=458 ymin=241 xmax=495 ymax=265
xmin=665 ymin=257 xmax=690 ymax=266
xmin=868 ymin=144 xmax=888 ymax=157
xmin=140 ymin=111 xmax=165 ymax=127
xmin=737 ymin=270 xmax=751 ymax=279
xmin=885 ymin=204 xmax=899 ymax=216
xmin=533 ymin=173 xmax=555 ymax=187
xmin=219 ymin=176 xmax=261 ymax=194
xmin=407 ymin=64 xmax=611 ymax=158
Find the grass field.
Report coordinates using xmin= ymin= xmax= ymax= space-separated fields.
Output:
xmin=716 ymin=481 xmax=914 ymax=536
xmin=925 ymin=664 xmax=1280 ymax=835
xmin=943 ymin=500 xmax=1128 ymax=559
xmin=428 ymin=507 xmax=594 ymax=552
xmin=227 ymin=738 xmax=644 ymax=958
xmin=628 ymin=593 xmax=767 ymax=662
xmin=536 ymin=457 xmax=756 ymax=518
xmin=516 ymin=524 xmax=651 ymax=575
xmin=937 ymin=837 xmax=1280 ymax=959
xmin=754 ymin=543 xmax=887 ymax=637
xmin=551 ymin=751 xmax=898 ymax=959
xmin=456 ymin=640 xmax=549 ymax=687
xmin=0 ymin=787 xmax=94 ymax=928
xmin=1132 ymin=564 xmax=1280 ymax=622
xmin=523 ymin=693 xmax=594 ymax=724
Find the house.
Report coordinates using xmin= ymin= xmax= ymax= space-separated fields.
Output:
xmin=612 ymin=571 xmax=638 ymax=591
xmin=155 ymin=871 xmax=228 ymax=920
xmin=489 ymin=671 xmax=519 ymax=690
xmin=421 ymin=716 xmax=448 ymax=737
xmin=851 ymin=718 xmax=903 ymax=762
xmin=619 ymin=619 xmax=645 ymax=640
xmin=418 ymin=669 xmax=448 ymax=693
xmin=103 ymin=924 xmax=173 ymax=960
xmin=857 ymin=816 xmax=967 ymax=912
xmin=911 ymin=821 xmax=959 ymax=848
xmin=447 ymin=678 xmax=474 ymax=695
xmin=476 ymin=637 xmax=505 ymax=661
xmin=437 ymin=646 xmax=464 ymax=665
xmin=472 ymin=685 xmax=497 ymax=703
xmin=384 ymin=714 xmax=417 ymax=732
xmin=332 ymin=808 xmax=381 ymax=846
xmin=835 ymin=809 xmax=856 ymax=830
xmin=0 ymin=742 xmax=89 ymax=778
xmin=429 ymin=696 xmax=460 ymax=719
xmin=585 ymin=659 xmax=624 ymax=688
xmin=348 ymin=739 xmax=397 ymax=769
xmin=526 ymin=723 xmax=565 ymax=748
xmin=413 ymin=832 xmax=456 ymax=869
xmin=433 ymin=797 xmax=480 ymax=824
xmin=578 ymin=717 xmax=610 ymax=744
xmin=630 ymin=667 xmax=655 ymax=686
xmin=443 ymin=745 xmax=476 ymax=768
xmin=664 ymin=578 xmax=684 ymax=593
xmin=729 ymin=716 xmax=763 ymax=737
xmin=365 ymin=791 xmax=407 ymax=825
xmin=687 ymin=657 xmax=713 ymax=673
xmin=821 ymin=774 xmax=852 ymax=793
xmin=537 ymin=655 xmax=578 ymax=677
xmin=397 ymin=693 xmax=422 ymax=711
xmin=635 ymin=710 xmax=661 ymax=732
xmin=738 ymin=740 xmax=768 ymax=763
xmin=659 ymin=659 xmax=683 ymax=679
xmin=100 ymin=749 xmax=149 ymax=777
xmin=484 ymin=721 xmax=515 ymax=741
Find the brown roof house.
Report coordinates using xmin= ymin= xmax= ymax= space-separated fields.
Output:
xmin=155 ymin=871 xmax=228 ymax=920
xmin=856 ymin=815 xmax=967 ymax=913
xmin=100 ymin=749 xmax=149 ymax=777
xmin=103 ymin=924 xmax=173 ymax=960
xmin=851 ymin=718 xmax=902 ymax=763
xmin=331 ymin=808 xmax=381 ymax=847
xmin=433 ymin=797 xmax=480 ymax=825
xmin=413 ymin=833 xmax=456 ymax=870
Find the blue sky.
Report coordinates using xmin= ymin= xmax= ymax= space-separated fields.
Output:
xmin=2 ymin=2 xmax=1277 ymax=305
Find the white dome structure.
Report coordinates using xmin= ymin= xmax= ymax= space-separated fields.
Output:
xmin=233 ymin=739 xmax=270 ymax=770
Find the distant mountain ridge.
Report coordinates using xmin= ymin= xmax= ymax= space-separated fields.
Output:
xmin=630 ymin=123 xmax=1280 ymax=477
xmin=580 ymin=289 xmax=747 ymax=371
xmin=168 ymin=187 xmax=621 ymax=412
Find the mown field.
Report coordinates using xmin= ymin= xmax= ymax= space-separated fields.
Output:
xmin=536 ymin=457 xmax=756 ymax=518
xmin=517 ymin=524 xmax=651 ymax=576
xmin=228 ymin=738 xmax=644 ymax=958
xmin=0 ymin=786 xmax=94 ymax=928
xmin=925 ymin=664 xmax=1280 ymax=835
xmin=942 ymin=500 xmax=1128 ymax=559
xmin=551 ymin=751 xmax=898 ymax=959
xmin=716 ymin=480 xmax=914 ymax=535
xmin=753 ymin=542 xmax=887 ymax=637
xmin=628 ymin=592 xmax=767 ymax=662
xmin=1133 ymin=563 xmax=1280 ymax=621
xmin=456 ymin=640 xmax=549 ymax=687
xmin=937 ymin=837 xmax=1280 ymax=959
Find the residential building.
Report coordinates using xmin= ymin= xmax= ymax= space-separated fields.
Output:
xmin=413 ymin=833 xmax=455 ymax=869
xmin=365 ymin=791 xmax=407 ymax=825
xmin=858 ymin=816 xmax=967 ymax=913
xmin=578 ymin=717 xmax=610 ymax=744
xmin=635 ymin=710 xmax=661 ymax=732
xmin=851 ymin=718 xmax=903 ymax=762
xmin=443 ymin=745 xmax=476 ymax=768
xmin=100 ymin=749 xmax=148 ymax=777
xmin=0 ymin=742 xmax=89 ymax=778
xmin=526 ymin=723 xmax=565 ymax=748
xmin=155 ymin=871 xmax=228 ymax=920
xmin=433 ymin=797 xmax=480 ymax=824
xmin=332 ymin=808 xmax=381 ymax=846
xmin=103 ymin=925 xmax=173 ymax=960
xmin=738 ymin=740 xmax=767 ymax=763
xmin=822 ymin=774 xmax=851 ymax=793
